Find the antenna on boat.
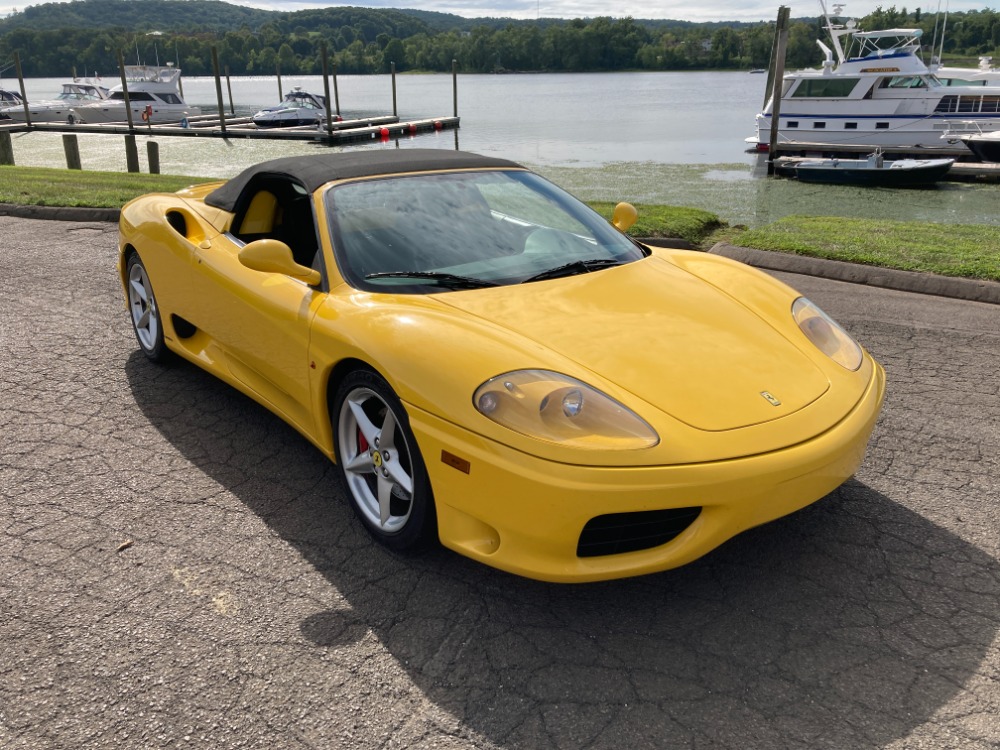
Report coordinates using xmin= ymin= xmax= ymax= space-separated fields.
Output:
xmin=818 ymin=0 xmax=848 ymax=65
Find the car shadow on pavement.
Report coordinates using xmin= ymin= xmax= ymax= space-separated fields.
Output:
xmin=126 ymin=352 xmax=999 ymax=749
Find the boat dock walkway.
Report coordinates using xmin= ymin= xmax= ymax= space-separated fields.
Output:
xmin=0 ymin=113 xmax=460 ymax=143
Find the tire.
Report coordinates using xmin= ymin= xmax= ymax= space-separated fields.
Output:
xmin=125 ymin=252 xmax=169 ymax=362
xmin=333 ymin=368 xmax=436 ymax=550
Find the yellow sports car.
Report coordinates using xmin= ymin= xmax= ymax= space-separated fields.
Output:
xmin=118 ymin=149 xmax=886 ymax=582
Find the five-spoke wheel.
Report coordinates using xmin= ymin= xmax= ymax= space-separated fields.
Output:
xmin=126 ymin=252 xmax=168 ymax=361
xmin=333 ymin=369 xmax=435 ymax=550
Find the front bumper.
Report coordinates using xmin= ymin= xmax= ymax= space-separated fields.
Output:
xmin=409 ymin=361 xmax=886 ymax=583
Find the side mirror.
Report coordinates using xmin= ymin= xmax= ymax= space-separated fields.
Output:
xmin=611 ymin=202 xmax=638 ymax=232
xmin=239 ymin=239 xmax=321 ymax=286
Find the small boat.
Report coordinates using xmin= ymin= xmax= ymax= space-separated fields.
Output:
xmin=0 ymin=79 xmax=109 ymax=123
xmin=783 ymin=151 xmax=954 ymax=186
xmin=955 ymin=130 xmax=1000 ymax=162
xmin=69 ymin=65 xmax=199 ymax=125
xmin=0 ymin=88 xmax=23 ymax=109
xmin=251 ymin=87 xmax=333 ymax=128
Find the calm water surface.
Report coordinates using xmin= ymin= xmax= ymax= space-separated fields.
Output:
xmin=8 ymin=72 xmax=998 ymax=227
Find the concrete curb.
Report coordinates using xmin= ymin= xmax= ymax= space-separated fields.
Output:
xmin=709 ymin=242 xmax=1000 ymax=306
xmin=0 ymin=203 xmax=120 ymax=223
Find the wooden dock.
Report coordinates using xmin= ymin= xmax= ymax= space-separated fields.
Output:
xmin=0 ymin=113 xmax=460 ymax=143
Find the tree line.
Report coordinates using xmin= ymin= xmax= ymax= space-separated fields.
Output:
xmin=1 ymin=1 xmax=998 ymax=79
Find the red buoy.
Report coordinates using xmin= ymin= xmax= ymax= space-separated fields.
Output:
xmin=379 ymin=127 xmax=390 ymax=139
xmin=433 ymin=120 xmax=442 ymax=131
xmin=407 ymin=122 xmax=417 ymax=134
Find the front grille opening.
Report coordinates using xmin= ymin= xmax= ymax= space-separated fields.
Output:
xmin=577 ymin=507 xmax=702 ymax=558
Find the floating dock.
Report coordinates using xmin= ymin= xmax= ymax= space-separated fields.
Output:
xmin=0 ymin=113 xmax=460 ymax=143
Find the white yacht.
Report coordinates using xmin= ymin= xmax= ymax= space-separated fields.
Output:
xmin=752 ymin=3 xmax=1000 ymax=150
xmin=931 ymin=56 xmax=1000 ymax=87
xmin=69 ymin=65 xmax=199 ymax=125
xmin=251 ymin=87 xmax=331 ymax=128
xmin=0 ymin=80 xmax=109 ymax=123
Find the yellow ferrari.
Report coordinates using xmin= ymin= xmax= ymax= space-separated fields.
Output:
xmin=118 ymin=149 xmax=886 ymax=582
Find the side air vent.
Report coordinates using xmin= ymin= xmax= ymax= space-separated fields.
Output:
xmin=166 ymin=210 xmax=187 ymax=237
xmin=577 ymin=507 xmax=702 ymax=558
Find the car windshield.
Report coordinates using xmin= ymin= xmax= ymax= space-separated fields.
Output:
xmin=324 ymin=169 xmax=645 ymax=293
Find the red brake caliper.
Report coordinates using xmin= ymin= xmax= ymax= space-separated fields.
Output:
xmin=358 ymin=428 xmax=369 ymax=454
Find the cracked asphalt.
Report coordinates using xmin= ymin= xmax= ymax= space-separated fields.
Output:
xmin=1 ymin=216 xmax=998 ymax=750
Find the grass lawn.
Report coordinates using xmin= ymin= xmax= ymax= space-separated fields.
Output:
xmin=1 ymin=165 xmax=997 ymax=282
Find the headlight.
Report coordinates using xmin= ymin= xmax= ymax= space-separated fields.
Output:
xmin=792 ymin=297 xmax=863 ymax=371
xmin=473 ymin=370 xmax=659 ymax=450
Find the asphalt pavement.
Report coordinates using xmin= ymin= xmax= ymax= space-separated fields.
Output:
xmin=1 ymin=216 xmax=998 ymax=749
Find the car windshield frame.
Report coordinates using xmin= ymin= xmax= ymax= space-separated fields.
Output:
xmin=323 ymin=168 xmax=645 ymax=294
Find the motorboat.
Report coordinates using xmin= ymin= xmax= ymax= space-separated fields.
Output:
xmin=69 ymin=65 xmax=199 ymax=124
xmin=0 ymin=88 xmax=23 ymax=110
xmin=752 ymin=1 xmax=1000 ymax=150
xmin=930 ymin=56 xmax=1000 ymax=87
xmin=0 ymin=79 xmax=109 ymax=123
xmin=952 ymin=129 xmax=1000 ymax=161
xmin=779 ymin=151 xmax=955 ymax=185
xmin=251 ymin=87 xmax=333 ymax=128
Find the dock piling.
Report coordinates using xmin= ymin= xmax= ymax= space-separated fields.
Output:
xmin=14 ymin=52 xmax=31 ymax=128
xmin=147 ymin=141 xmax=160 ymax=174
xmin=276 ymin=62 xmax=282 ymax=101
xmin=62 ymin=134 xmax=82 ymax=170
xmin=391 ymin=62 xmax=398 ymax=118
xmin=124 ymin=135 xmax=140 ymax=173
xmin=767 ymin=6 xmax=790 ymax=175
xmin=321 ymin=44 xmax=334 ymax=140
xmin=452 ymin=59 xmax=458 ymax=118
xmin=116 ymin=50 xmax=136 ymax=132
xmin=333 ymin=62 xmax=341 ymax=117
xmin=225 ymin=66 xmax=235 ymax=115
xmin=0 ymin=132 xmax=14 ymax=166
xmin=211 ymin=47 xmax=227 ymax=134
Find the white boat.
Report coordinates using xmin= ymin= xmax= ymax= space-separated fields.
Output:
xmin=930 ymin=56 xmax=1000 ymax=87
xmin=0 ymin=88 xmax=23 ymax=109
xmin=780 ymin=151 xmax=955 ymax=185
xmin=752 ymin=1 xmax=1000 ymax=150
xmin=251 ymin=87 xmax=332 ymax=128
xmin=947 ymin=126 xmax=1000 ymax=161
xmin=69 ymin=65 xmax=199 ymax=125
xmin=0 ymin=80 xmax=109 ymax=123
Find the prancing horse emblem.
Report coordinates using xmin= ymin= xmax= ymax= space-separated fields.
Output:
xmin=760 ymin=391 xmax=782 ymax=407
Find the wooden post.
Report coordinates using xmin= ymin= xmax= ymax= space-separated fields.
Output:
xmin=0 ymin=132 xmax=14 ymax=166
xmin=767 ymin=6 xmax=790 ymax=173
xmin=276 ymin=61 xmax=283 ymax=101
xmin=124 ymin=135 xmax=140 ymax=173
xmin=390 ymin=61 xmax=397 ymax=117
xmin=211 ymin=47 xmax=227 ymax=134
xmin=147 ymin=141 xmax=160 ymax=174
xmin=175 ymin=41 xmax=185 ymax=99
xmin=452 ymin=59 xmax=458 ymax=118
xmin=225 ymin=65 xmax=235 ymax=115
xmin=62 ymin=134 xmax=82 ymax=170
xmin=332 ymin=61 xmax=341 ymax=117
xmin=117 ymin=50 xmax=136 ymax=131
xmin=321 ymin=43 xmax=334 ymax=139
xmin=13 ymin=52 xmax=31 ymax=127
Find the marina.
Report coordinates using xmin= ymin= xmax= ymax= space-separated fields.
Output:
xmin=1 ymin=71 xmax=998 ymax=229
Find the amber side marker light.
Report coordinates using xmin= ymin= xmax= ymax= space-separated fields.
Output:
xmin=442 ymin=450 xmax=471 ymax=474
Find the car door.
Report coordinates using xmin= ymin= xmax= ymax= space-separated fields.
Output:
xmin=192 ymin=183 xmax=324 ymax=435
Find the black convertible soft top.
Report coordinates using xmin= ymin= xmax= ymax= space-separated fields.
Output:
xmin=204 ymin=149 xmax=524 ymax=211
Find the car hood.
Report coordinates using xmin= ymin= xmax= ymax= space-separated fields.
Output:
xmin=435 ymin=256 xmax=829 ymax=432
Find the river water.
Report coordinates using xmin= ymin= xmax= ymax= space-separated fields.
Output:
xmin=7 ymin=71 xmax=999 ymax=227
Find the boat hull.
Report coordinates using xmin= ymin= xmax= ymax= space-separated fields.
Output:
xmin=790 ymin=158 xmax=954 ymax=186
xmin=960 ymin=135 xmax=1000 ymax=162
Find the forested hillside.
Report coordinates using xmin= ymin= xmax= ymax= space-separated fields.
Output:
xmin=1 ymin=0 xmax=997 ymax=78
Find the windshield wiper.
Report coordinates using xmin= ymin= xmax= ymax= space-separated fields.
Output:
xmin=364 ymin=271 xmax=499 ymax=289
xmin=521 ymin=258 xmax=624 ymax=283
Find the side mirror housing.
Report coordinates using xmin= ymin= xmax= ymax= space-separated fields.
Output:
xmin=612 ymin=202 xmax=638 ymax=232
xmin=239 ymin=239 xmax=321 ymax=286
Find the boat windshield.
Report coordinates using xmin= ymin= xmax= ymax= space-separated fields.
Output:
xmin=325 ymin=169 xmax=644 ymax=293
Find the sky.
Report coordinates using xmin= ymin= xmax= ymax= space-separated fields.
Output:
xmin=0 ymin=0 xmax=991 ymax=24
